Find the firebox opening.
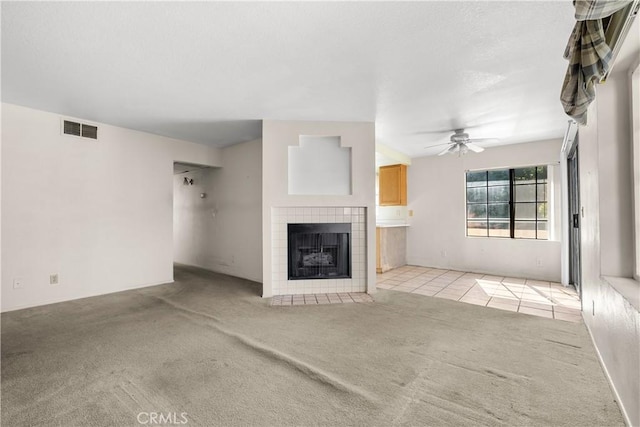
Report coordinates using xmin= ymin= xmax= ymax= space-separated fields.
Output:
xmin=288 ymin=223 xmax=351 ymax=280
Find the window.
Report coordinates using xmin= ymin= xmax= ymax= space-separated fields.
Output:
xmin=466 ymin=166 xmax=548 ymax=239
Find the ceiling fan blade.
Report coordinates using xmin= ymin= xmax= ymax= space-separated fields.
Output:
xmin=438 ymin=144 xmax=457 ymax=156
xmin=424 ymin=142 xmax=451 ymax=149
xmin=466 ymin=142 xmax=485 ymax=153
xmin=469 ymin=138 xmax=499 ymax=143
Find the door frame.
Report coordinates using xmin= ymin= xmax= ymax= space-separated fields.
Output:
xmin=567 ymin=139 xmax=582 ymax=296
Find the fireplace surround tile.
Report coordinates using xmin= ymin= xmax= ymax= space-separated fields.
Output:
xmin=271 ymin=206 xmax=368 ymax=296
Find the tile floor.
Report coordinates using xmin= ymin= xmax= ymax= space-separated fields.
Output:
xmin=377 ymin=265 xmax=582 ymax=323
xmin=271 ymin=292 xmax=374 ymax=306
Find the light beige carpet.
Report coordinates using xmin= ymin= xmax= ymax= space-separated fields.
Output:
xmin=2 ymin=265 xmax=624 ymax=426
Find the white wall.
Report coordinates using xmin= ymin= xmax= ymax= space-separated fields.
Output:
xmin=173 ymin=139 xmax=262 ymax=282
xmin=407 ymin=139 xmax=563 ymax=281
xmin=596 ymin=75 xmax=634 ymax=277
xmin=576 ymin=62 xmax=640 ymax=426
xmin=262 ymin=120 xmax=376 ymax=297
xmin=1 ymin=103 xmax=222 ymax=312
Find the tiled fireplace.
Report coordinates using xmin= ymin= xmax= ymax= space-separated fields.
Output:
xmin=271 ymin=207 xmax=367 ymax=295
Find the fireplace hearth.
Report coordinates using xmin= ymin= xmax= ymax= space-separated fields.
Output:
xmin=288 ymin=223 xmax=351 ymax=280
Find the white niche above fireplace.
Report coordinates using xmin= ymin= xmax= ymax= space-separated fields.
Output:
xmin=288 ymin=135 xmax=352 ymax=196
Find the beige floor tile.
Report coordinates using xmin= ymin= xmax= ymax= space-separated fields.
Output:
xmin=434 ymin=293 xmax=462 ymax=301
xmin=554 ymin=311 xmax=582 ymax=322
xmin=482 ymin=275 xmax=505 ymax=282
xmin=489 ymin=296 xmax=520 ymax=305
xmin=462 ymin=273 xmax=485 ymax=279
xmin=464 ymin=291 xmax=491 ymax=299
xmin=518 ymin=306 xmax=554 ymax=318
xmin=452 ymin=278 xmax=478 ymax=286
xmin=520 ymin=295 xmax=551 ymax=303
xmin=421 ymin=281 xmax=447 ymax=287
xmin=395 ymin=285 xmax=421 ymax=292
xmin=460 ymin=295 xmax=490 ymax=306
xmin=555 ymin=300 xmax=582 ymax=310
xmin=553 ymin=305 xmax=581 ymax=315
xmin=384 ymin=265 xmax=583 ymax=323
xmin=445 ymin=283 xmax=473 ymax=291
xmin=435 ymin=292 xmax=467 ymax=300
xmin=519 ymin=300 xmax=553 ymax=311
xmin=502 ymin=277 xmax=526 ymax=285
xmin=486 ymin=303 xmax=519 ymax=312
xmin=412 ymin=288 xmax=438 ymax=296
xmin=526 ymin=280 xmax=551 ymax=288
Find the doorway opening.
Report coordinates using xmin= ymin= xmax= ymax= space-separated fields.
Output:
xmin=567 ymin=141 xmax=582 ymax=297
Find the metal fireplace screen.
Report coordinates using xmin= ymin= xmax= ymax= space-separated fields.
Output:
xmin=288 ymin=223 xmax=351 ymax=280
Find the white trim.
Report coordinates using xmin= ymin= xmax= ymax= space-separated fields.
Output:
xmin=560 ymin=120 xmax=578 ymax=286
xmin=1 ymin=279 xmax=173 ymax=313
xmin=630 ymin=61 xmax=640 ymax=280
xmin=584 ymin=319 xmax=633 ymax=427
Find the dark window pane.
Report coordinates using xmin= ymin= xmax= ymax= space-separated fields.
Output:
xmin=488 ymin=203 xmax=509 ymax=219
xmin=514 ymin=167 xmax=536 ymax=184
xmin=514 ymin=221 xmax=536 ymax=239
xmin=466 ymin=171 xmax=487 ymax=187
xmin=489 ymin=221 xmax=510 ymax=237
xmin=467 ymin=204 xmax=487 ymax=219
xmin=467 ymin=221 xmax=488 ymax=237
xmin=466 ymin=165 xmax=549 ymax=240
xmin=488 ymin=169 xmax=509 ymax=185
xmin=537 ymin=221 xmax=548 ymax=240
xmin=467 ymin=187 xmax=487 ymax=203
xmin=536 ymin=166 xmax=547 ymax=182
xmin=488 ymin=185 xmax=509 ymax=202
xmin=515 ymin=184 xmax=536 ymax=202
xmin=537 ymin=202 xmax=548 ymax=220
xmin=515 ymin=203 xmax=536 ymax=220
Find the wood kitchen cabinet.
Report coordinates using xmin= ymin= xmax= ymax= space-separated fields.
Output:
xmin=379 ymin=164 xmax=407 ymax=206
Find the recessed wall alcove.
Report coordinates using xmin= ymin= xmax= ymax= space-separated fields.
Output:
xmin=288 ymin=136 xmax=352 ymax=195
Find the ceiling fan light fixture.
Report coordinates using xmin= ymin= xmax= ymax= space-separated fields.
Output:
xmin=430 ymin=127 xmax=492 ymax=157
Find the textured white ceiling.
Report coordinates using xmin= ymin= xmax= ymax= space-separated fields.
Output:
xmin=2 ymin=2 xmax=578 ymax=156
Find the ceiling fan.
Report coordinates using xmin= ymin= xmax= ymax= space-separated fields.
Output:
xmin=426 ymin=129 xmax=497 ymax=156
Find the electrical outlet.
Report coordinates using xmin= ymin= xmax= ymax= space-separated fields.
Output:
xmin=536 ymin=258 xmax=543 ymax=267
xmin=13 ymin=278 xmax=23 ymax=289
xmin=409 ymin=210 xmax=414 ymax=217
xmin=50 ymin=274 xmax=59 ymax=285
xmin=441 ymin=250 xmax=447 ymax=257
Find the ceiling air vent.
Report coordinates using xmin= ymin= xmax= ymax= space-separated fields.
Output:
xmin=62 ymin=119 xmax=98 ymax=140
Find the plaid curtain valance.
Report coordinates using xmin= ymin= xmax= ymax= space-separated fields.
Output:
xmin=560 ymin=0 xmax=632 ymax=124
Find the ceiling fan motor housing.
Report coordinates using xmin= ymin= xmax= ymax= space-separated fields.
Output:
xmin=451 ymin=129 xmax=470 ymax=142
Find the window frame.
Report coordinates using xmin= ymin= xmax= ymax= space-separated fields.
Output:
xmin=465 ymin=166 xmax=549 ymax=240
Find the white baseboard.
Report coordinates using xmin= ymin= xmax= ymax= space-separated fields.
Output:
xmin=583 ymin=320 xmax=633 ymax=427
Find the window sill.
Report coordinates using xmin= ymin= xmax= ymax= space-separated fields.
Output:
xmin=465 ymin=236 xmax=559 ymax=242
xmin=602 ymin=276 xmax=640 ymax=312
